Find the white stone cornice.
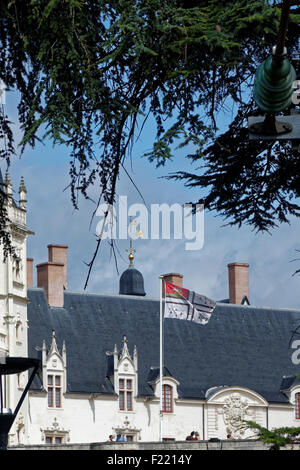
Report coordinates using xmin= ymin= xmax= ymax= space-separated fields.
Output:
xmin=3 ymin=293 xmax=30 ymax=304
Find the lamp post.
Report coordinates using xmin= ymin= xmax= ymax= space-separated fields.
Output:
xmin=0 ymin=357 xmax=40 ymax=450
xmin=249 ymin=0 xmax=297 ymax=138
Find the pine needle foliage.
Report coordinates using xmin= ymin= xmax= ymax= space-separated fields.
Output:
xmin=247 ymin=420 xmax=300 ymax=450
xmin=0 ymin=1 xmax=299 ymax=280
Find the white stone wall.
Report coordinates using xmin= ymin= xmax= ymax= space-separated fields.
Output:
xmin=25 ymin=328 xmax=300 ymax=445
xmin=0 ymin=175 xmax=33 ymax=446
xmin=26 ymin=383 xmax=300 ymax=445
xmin=27 ymin=390 xmax=204 ymax=444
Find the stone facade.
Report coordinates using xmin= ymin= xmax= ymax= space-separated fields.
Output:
xmin=24 ymin=339 xmax=300 ymax=445
xmin=1 ymin=171 xmax=300 ymax=448
xmin=0 ymin=172 xmax=32 ymax=446
xmin=8 ymin=440 xmax=300 ymax=451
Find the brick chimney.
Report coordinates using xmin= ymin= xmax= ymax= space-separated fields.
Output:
xmin=48 ymin=244 xmax=68 ymax=289
xmin=228 ymin=263 xmax=249 ymax=304
xmin=161 ymin=273 xmax=183 ymax=297
xmin=36 ymin=245 xmax=68 ymax=307
xmin=27 ymin=258 xmax=33 ymax=287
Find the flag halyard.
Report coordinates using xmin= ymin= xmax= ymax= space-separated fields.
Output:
xmin=164 ymin=282 xmax=216 ymax=325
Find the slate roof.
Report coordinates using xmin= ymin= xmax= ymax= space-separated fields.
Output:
xmin=27 ymin=287 xmax=300 ymax=404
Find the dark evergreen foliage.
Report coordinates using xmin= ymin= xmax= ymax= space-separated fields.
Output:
xmin=0 ymin=1 xmax=299 ymax=282
xmin=247 ymin=420 xmax=300 ymax=450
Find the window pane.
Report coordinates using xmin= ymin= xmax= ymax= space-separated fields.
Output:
xmin=48 ymin=387 xmax=53 ymax=407
xmin=127 ymin=391 xmax=132 ymax=411
xmin=163 ymin=385 xmax=172 ymax=412
xmin=126 ymin=379 xmax=132 ymax=390
xmin=47 ymin=375 xmax=53 ymax=386
xmin=296 ymin=393 xmax=300 ymax=419
xmin=55 ymin=437 xmax=62 ymax=445
xmin=119 ymin=391 xmax=125 ymax=410
xmin=55 ymin=376 xmax=61 ymax=386
xmin=55 ymin=388 xmax=61 ymax=408
xmin=119 ymin=379 xmax=124 ymax=390
xmin=46 ymin=436 xmax=52 ymax=445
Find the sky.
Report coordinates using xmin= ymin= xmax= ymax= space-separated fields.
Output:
xmin=2 ymin=90 xmax=300 ymax=310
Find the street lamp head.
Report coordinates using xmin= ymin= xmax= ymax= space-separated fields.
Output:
xmin=0 ymin=357 xmax=40 ymax=375
xmin=253 ymin=54 xmax=296 ymax=114
xmin=0 ymin=356 xmax=41 ymax=450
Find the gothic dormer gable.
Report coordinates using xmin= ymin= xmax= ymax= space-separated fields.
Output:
xmin=117 ymin=335 xmax=136 ymax=375
xmin=112 ymin=336 xmax=138 ymax=403
xmin=45 ymin=330 xmax=65 ymax=372
xmin=42 ymin=330 xmax=67 ymax=394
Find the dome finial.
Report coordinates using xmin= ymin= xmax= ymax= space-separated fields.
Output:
xmin=126 ymin=235 xmax=135 ymax=267
xmin=119 ymin=218 xmax=145 ymax=296
xmin=125 ymin=217 xmax=143 ymax=267
xmin=127 ymin=246 xmax=135 ymax=267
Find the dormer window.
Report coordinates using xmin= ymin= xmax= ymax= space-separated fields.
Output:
xmin=162 ymin=384 xmax=173 ymax=413
xmin=296 ymin=392 xmax=300 ymax=419
xmin=42 ymin=331 xmax=67 ymax=410
xmin=114 ymin=336 xmax=138 ymax=413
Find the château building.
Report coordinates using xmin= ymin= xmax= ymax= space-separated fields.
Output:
xmin=1 ymin=171 xmax=300 ymax=447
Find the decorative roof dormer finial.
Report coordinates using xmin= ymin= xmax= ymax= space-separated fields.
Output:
xmin=51 ymin=329 xmax=56 ymax=347
xmin=120 ymin=334 xmax=131 ymax=361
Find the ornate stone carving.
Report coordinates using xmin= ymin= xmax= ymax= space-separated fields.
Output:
xmin=113 ymin=416 xmax=141 ymax=441
xmin=40 ymin=417 xmax=70 ymax=442
xmin=16 ymin=413 xmax=25 ymax=445
xmin=222 ymin=394 xmax=251 ymax=439
xmin=12 ymin=249 xmax=23 ymax=282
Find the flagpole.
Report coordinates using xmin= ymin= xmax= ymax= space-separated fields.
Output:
xmin=159 ymin=275 xmax=164 ymax=442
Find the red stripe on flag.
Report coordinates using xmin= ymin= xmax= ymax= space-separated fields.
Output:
xmin=165 ymin=282 xmax=189 ymax=299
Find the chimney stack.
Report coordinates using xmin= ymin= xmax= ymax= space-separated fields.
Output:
xmin=227 ymin=263 xmax=249 ymax=304
xmin=48 ymin=245 xmax=68 ymax=289
xmin=27 ymin=258 xmax=33 ymax=287
xmin=36 ymin=245 xmax=68 ymax=307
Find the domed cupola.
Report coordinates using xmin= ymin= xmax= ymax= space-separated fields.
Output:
xmin=119 ymin=246 xmax=146 ymax=297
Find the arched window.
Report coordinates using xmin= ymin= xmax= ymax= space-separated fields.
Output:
xmin=296 ymin=392 xmax=300 ymax=419
xmin=163 ymin=385 xmax=173 ymax=413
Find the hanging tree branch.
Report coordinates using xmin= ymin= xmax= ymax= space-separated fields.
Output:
xmin=0 ymin=1 xmax=299 ymax=285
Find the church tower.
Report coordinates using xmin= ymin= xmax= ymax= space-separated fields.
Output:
xmin=0 ymin=169 xmax=33 ymax=445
